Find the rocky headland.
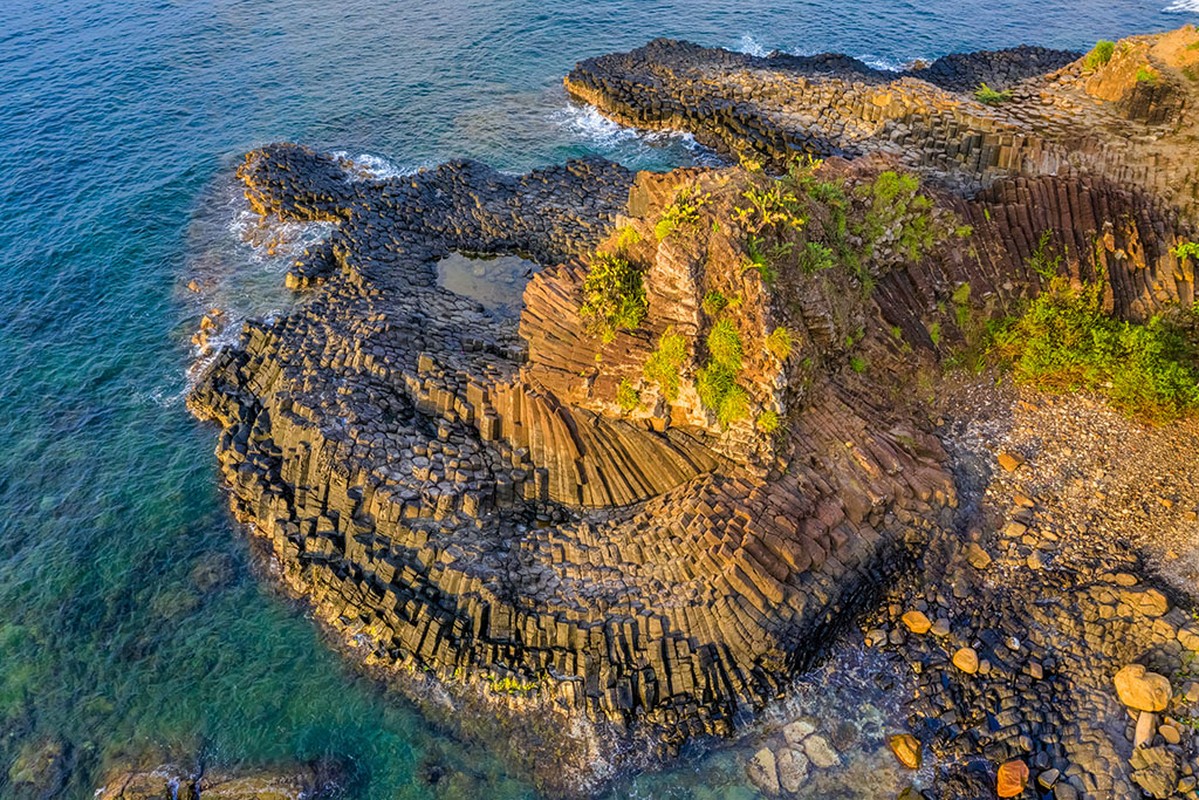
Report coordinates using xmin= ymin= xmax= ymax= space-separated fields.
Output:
xmin=186 ymin=25 xmax=1199 ymax=799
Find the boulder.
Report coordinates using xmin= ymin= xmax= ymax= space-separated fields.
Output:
xmin=997 ymin=451 xmax=1024 ymax=472
xmin=997 ymin=760 xmax=1029 ymax=798
xmin=1114 ymin=664 xmax=1172 ymax=712
xmin=966 ymin=543 xmax=992 ymax=569
xmin=776 ymin=747 xmax=809 ymax=793
xmin=901 ymin=610 xmax=932 ymax=634
xmin=746 ymin=748 xmax=780 ymax=795
xmin=888 ymin=734 xmax=922 ymax=769
xmin=953 ymin=647 xmax=980 ymax=674
xmin=802 ymin=735 xmax=840 ymax=769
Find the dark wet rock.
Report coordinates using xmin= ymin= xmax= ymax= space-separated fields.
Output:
xmin=95 ymin=763 xmax=338 ymax=800
xmin=188 ymin=23 xmax=1199 ymax=797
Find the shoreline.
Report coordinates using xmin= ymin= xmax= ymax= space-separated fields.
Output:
xmin=183 ymin=24 xmax=1199 ymax=799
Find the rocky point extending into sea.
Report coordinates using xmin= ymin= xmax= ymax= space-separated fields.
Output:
xmin=170 ymin=24 xmax=1199 ymax=800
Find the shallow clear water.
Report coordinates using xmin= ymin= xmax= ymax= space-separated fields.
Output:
xmin=1 ymin=0 xmax=1195 ymax=797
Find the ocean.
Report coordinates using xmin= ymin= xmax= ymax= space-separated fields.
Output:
xmin=1 ymin=1 xmax=1195 ymax=797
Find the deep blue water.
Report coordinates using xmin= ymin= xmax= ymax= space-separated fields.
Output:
xmin=1 ymin=1 xmax=1195 ymax=797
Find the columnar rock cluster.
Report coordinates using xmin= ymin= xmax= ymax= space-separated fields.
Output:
xmin=189 ymin=144 xmax=959 ymax=761
xmin=566 ymin=27 xmax=1199 ymax=220
xmin=189 ymin=24 xmax=1199 ymax=798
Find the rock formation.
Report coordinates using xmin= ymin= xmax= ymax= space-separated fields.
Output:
xmin=189 ymin=23 xmax=1199 ymax=797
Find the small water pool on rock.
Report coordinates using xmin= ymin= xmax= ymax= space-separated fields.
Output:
xmin=436 ymin=252 xmax=538 ymax=318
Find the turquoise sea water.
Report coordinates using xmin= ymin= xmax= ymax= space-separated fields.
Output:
xmin=1 ymin=1 xmax=1196 ymax=797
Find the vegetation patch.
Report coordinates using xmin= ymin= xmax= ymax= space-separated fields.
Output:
xmin=656 ymin=185 xmax=711 ymax=240
xmin=1175 ymin=241 xmax=1199 ymax=264
xmin=756 ymin=409 xmax=781 ymax=434
xmin=989 ymin=276 xmax=1199 ymax=422
xmin=579 ymin=251 xmax=646 ymax=343
xmin=643 ymin=329 xmax=687 ymax=401
xmin=697 ymin=319 xmax=750 ymax=426
xmin=616 ymin=378 xmax=640 ymax=412
xmin=1084 ymin=40 xmax=1116 ymax=70
xmin=765 ymin=326 xmax=793 ymax=361
xmin=855 ymin=170 xmax=938 ymax=268
xmin=702 ymin=290 xmax=729 ymax=316
xmin=1135 ymin=65 xmax=1159 ymax=84
xmin=974 ymin=82 xmax=1013 ymax=105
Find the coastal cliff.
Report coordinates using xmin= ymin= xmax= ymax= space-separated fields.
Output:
xmin=189 ymin=24 xmax=1199 ymax=799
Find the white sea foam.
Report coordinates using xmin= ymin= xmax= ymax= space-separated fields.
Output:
xmin=856 ymin=54 xmax=910 ymax=72
xmin=330 ymin=150 xmax=415 ymax=181
xmin=733 ymin=33 xmax=768 ymax=57
xmin=554 ymin=104 xmax=647 ymax=148
xmin=1163 ymin=0 xmax=1199 ymax=12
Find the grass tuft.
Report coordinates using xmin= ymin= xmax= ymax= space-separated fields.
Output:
xmin=616 ymin=378 xmax=640 ymax=412
xmin=766 ymin=327 xmax=793 ymax=361
xmin=579 ymin=251 xmax=646 ymax=343
xmin=643 ymin=329 xmax=687 ymax=402
xmin=1084 ymin=40 xmax=1116 ymax=70
xmin=974 ymin=82 xmax=1013 ymax=105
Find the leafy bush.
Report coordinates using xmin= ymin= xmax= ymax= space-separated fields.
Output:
xmin=856 ymin=171 xmax=937 ymax=264
xmin=800 ymin=241 xmax=835 ymax=274
xmin=734 ymin=182 xmax=806 ymax=235
xmin=849 ymin=355 xmax=868 ymax=373
xmin=990 ymin=277 xmax=1199 ymax=421
xmin=745 ymin=235 xmax=792 ymax=286
xmin=616 ymin=379 xmax=640 ymax=412
xmin=1174 ymin=241 xmax=1199 ymax=263
xmin=614 ymin=225 xmax=642 ymax=249
xmin=1135 ymin=66 xmax=1158 ymax=84
xmin=1084 ymin=40 xmax=1116 ymax=70
xmin=974 ymin=82 xmax=1013 ymax=105
xmin=697 ymin=364 xmax=749 ymax=426
xmin=766 ymin=326 xmax=793 ymax=360
xmin=697 ymin=319 xmax=750 ymax=425
xmin=643 ymin=329 xmax=687 ymax=401
xmin=655 ymin=186 xmax=711 ymax=240
xmin=579 ymin=251 xmax=646 ymax=343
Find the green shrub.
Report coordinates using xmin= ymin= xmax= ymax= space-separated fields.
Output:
xmin=697 ymin=363 xmax=749 ymax=425
xmin=974 ymin=82 xmax=1013 ymax=105
xmin=734 ymin=181 xmax=806 ymax=235
xmin=756 ymin=409 xmax=781 ymax=434
xmin=702 ymin=290 xmax=729 ymax=317
xmin=745 ymin=235 xmax=792 ymax=286
xmin=766 ymin=327 xmax=793 ymax=361
xmin=990 ymin=277 xmax=1199 ymax=421
xmin=1028 ymin=230 xmax=1062 ymax=281
xmin=928 ymin=321 xmax=942 ymax=346
xmin=696 ymin=319 xmax=751 ymax=426
xmin=1084 ymin=40 xmax=1116 ymax=70
xmin=643 ymin=329 xmax=687 ymax=401
xmin=655 ymin=186 xmax=710 ymax=240
xmin=1174 ymin=241 xmax=1199 ymax=263
xmin=579 ymin=251 xmax=646 ymax=343
xmin=800 ymin=241 xmax=835 ymax=274
xmin=856 ymin=171 xmax=937 ymax=264
xmin=614 ymin=225 xmax=642 ymax=249
xmin=850 ymin=355 xmax=868 ymax=373
xmin=1135 ymin=66 xmax=1158 ymax=85
xmin=616 ymin=379 xmax=640 ymax=412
